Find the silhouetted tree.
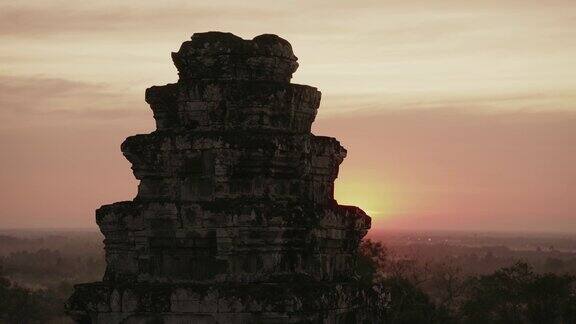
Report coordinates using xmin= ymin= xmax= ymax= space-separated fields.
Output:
xmin=427 ymin=261 xmax=464 ymax=313
xmin=357 ymin=239 xmax=389 ymax=285
xmin=461 ymin=262 xmax=576 ymax=324
xmin=358 ymin=239 xmax=454 ymax=324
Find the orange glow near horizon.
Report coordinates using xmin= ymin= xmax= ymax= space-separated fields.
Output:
xmin=1 ymin=1 xmax=575 ymax=232
xmin=334 ymin=174 xmax=399 ymax=220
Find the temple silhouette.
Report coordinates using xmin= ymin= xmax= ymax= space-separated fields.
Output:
xmin=68 ymin=32 xmax=372 ymax=323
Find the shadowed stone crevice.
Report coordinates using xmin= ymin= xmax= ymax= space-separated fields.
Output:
xmin=67 ymin=31 xmax=372 ymax=324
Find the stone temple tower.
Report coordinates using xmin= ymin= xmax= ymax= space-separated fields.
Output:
xmin=68 ymin=32 xmax=372 ymax=323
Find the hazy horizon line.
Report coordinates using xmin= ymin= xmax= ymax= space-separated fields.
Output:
xmin=1 ymin=227 xmax=574 ymax=237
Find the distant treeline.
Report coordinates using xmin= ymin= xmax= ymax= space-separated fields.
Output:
xmin=1 ymin=232 xmax=575 ymax=323
xmin=0 ymin=233 xmax=103 ymax=323
xmin=359 ymin=240 xmax=576 ymax=324
xmin=0 ymin=273 xmax=73 ymax=324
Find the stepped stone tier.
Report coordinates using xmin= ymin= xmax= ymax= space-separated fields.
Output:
xmin=67 ymin=32 xmax=372 ymax=324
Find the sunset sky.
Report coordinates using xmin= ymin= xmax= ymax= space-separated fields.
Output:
xmin=1 ymin=0 xmax=575 ymax=232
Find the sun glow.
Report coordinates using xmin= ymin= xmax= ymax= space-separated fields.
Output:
xmin=334 ymin=175 xmax=398 ymax=220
